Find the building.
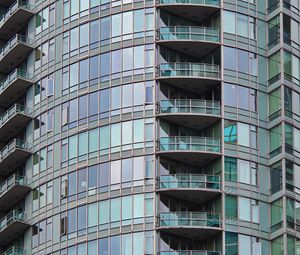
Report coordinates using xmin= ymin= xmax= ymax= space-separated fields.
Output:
xmin=0 ymin=0 xmax=298 ymax=254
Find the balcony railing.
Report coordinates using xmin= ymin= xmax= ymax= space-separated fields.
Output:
xmin=0 ymin=174 xmax=29 ymax=197
xmin=158 ymin=251 xmax=221 ymax=255
xmin=159 ymin=212 xmax=221 ymax=228
xmin=159 ymin=136 xmax=221 ymax=153
xmin=0 ymin=69 xmax=32 ymax=95
xmin=0 ymin=139 xmax=29 ymax=162
xmin=158 ymin=27 xmax=220 ymax=43
xmin=159 ymin=174 xmax=221 ymax=190
xmin=0 ymin=34 xmax=31 ymax=60
xmin=158 ymin=0 xmax=220 ymax=6
xmin=0 ymin=1 xmax=33 ymax=28
xmin=0 ymin=104 xmax=30 ymax=127
xmin=158 ymin=63 xmax=220 ymax=79
xmin=159 ymin=99 xmax=220 ymax=115
xmin=1 ymin=247 xmax=24 ymax=255
xmin=0 ymin=210 xmax=25 ymax=232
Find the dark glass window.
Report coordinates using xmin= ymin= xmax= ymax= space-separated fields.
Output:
xmin=99 ymin=162 xmax=109 ymax=191
xmin=238 ymin=49 xmax=248 ymax=73
xmin=224 ymin=47 xmax=236 ymax=70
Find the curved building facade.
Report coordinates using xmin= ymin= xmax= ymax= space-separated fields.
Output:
xmin=0 ymin=0 xmax=299 ymax=254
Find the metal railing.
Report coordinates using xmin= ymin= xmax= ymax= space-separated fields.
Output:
xmin=158 ymin=63 xmax=220 ymax=79
xmin=159 ymin=212 xmax=221 ymax=228
xmin=158 ymin=27 xmax=220 ymax=43
xmin=159 ymin=174 xmax=221 ymax=190
xmin=1 ymin=247 xmax=24 ymax=255
xmin=0 ymin=69 xmax=32 ymax=95
xmin=0 ymin=175 xmax=28 ymax=197
xmin=158 ymin=0 xmax=220 ymax=6
xmin=0 ymin=104 xmax=31 ymax=127
xmin=0 ymin=139 xmax=29 ymax=162
xmin=0 ymin=210 xmax=25 ymax=232
xmin=159 ymin=136 xmax=221 ymax=153
xmin=0 ymin=34 xmax=31 ymax=60
xmin=158 ymin=251 xmax=221 ymax=255
xmin=0 ymin=1 xmax=34 ymax=28
xmin=159 ymin=99 xmax=220 ymax=115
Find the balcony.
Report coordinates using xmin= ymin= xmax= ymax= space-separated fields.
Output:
xmin=158 ymin=251 xmax=221 ymax=255
xmin=158 ymin=136 xmax=221 ymax=165
xmin=158 ymin=99 xmax=221 ymax=130
xmin=0 ymin=69 xmax=33 ymax=107
xmin=157 ymin=27 xmax=220 ymax=58
xmin=1 ymin=247 xmax=24 ymax=255
xmin=0 ymin=139 xmax=31 ymax=176
xmin=0 ymin=210 xmax=29 ymax=246
xmin=0 ymin=1 xmax=34 ymax=39
xmin=0 ymin=175 xmax=30 ymax=211
xmin=158 ymin=212 xmax=221 ymax=241
xmin=157 ymin=63 xmax=220 ymax=93
xmin=0 ymin=104 xmax=32 ymax=142
xmin=157 ymin=0 xmax=220 ymax=23
xmin=158 ymin=174 xmax=221 ymax=203
xmin=0 ymin=34 xmax=33 ymax=74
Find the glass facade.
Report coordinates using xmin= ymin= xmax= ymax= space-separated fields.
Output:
xmin=0 ymin=0 xmax=298 ymax=254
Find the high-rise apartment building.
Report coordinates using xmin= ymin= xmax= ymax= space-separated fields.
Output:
xmin=0 ymin=0 xmax=299 ymax=254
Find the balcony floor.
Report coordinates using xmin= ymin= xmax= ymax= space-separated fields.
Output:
xmin=158 ymin=114 xmax=220 ymax=130
xmin=157 ymin=77 xmax=220 ymax=94
xmin=0 ymin=77 xmax=32 ymax=108
xmin=157 ymin=5 xmax=219 ymax=23
xmin=157 ymin=41 xmax=220 ymax=59
xmin=157 ymin=226 xmax=222 ymax=242
xmin=0 ymin=184 xmax=31 ymax=211
xmin=0 ymin=43 xmax=33 ymax=74
xmin=0 ymin=0 xmax=15 ymax=6
xmin=157 ymin=150 xmax=221 ymax=167
xmin=0 ymin=113 xmax=31 ymax=142
xmin=0 ymin=148 xmax=31 ymax=176
xmin=0 ymin=8 xmax=34 ymax=39
xmin=158 ymin=189 xmax=221 ymax=204
xmin=0 ymin=220 xmax=29 ymax=245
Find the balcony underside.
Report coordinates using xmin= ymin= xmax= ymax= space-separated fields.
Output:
xmin=157 ymin=77 xmax=220 ymax=94
xmin=0 ymin=8 xmax=34 ymax=39
xmin=0 ymin=149 xmax=31 ymax=176
xmin=0 ymin=221 xmax=29 ymax=245
xmin=0 ymin=113 xmax=31 ymax=142
xmin=158 ymin=189 xmax=221 ymax=204
xmin=157 ymin=151 xmax=221 ymax=166
xmin=0 ymin=185 xmax=30 ymax=211
xmin=0 ymin=77 xmax=32 ymax=107
xmin=0 ymin=43 xmax=33 ymax=74
xmin=158 ymin=226 xmax=221 ymax=242
xmin=157 ymin=5 xmax=219 ymax=23
xmin=157 ymin=41 xmax=220 ymax=59
xmin=158 ymin=114 xmax=220 ymax=130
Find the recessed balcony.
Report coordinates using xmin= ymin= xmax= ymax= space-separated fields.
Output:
xmin=0 ymin=69 xmax=33 ymax=107
xmin=157 ymin=0 xmax=220 ymax=23
xmin=0 ymin=34 xmax=33 ymax=74
xmin=158 ymin=251 xmax=221 ymax=255
xmin=157 ymin=27 xmax=220 ymax=58
xmin=157 ymin=136 xmax=221 ymax=165
xmin=0 ymin=210 xmax=29 ymax=246
xmin=158 ymin=99 xmax=221 ymax=130
xmin=0 ymin=175 xmax=30 ymax=211
xmin=158 ymin=212 xmax=222 ymax=241
xmin=0 ymin=1 xmax=34 ymax=39
xmin=1 ymin=247 xmax=24 ymax=255
xmin=0 ymin=104 xmax=32 ymax=142
xmin=158 ymin=174 xmax=221 ymax=203
xmin=157 ymin=63 xmax=220 ymax=93
xmin=0 ymin=139 xmax=31 ymax=176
